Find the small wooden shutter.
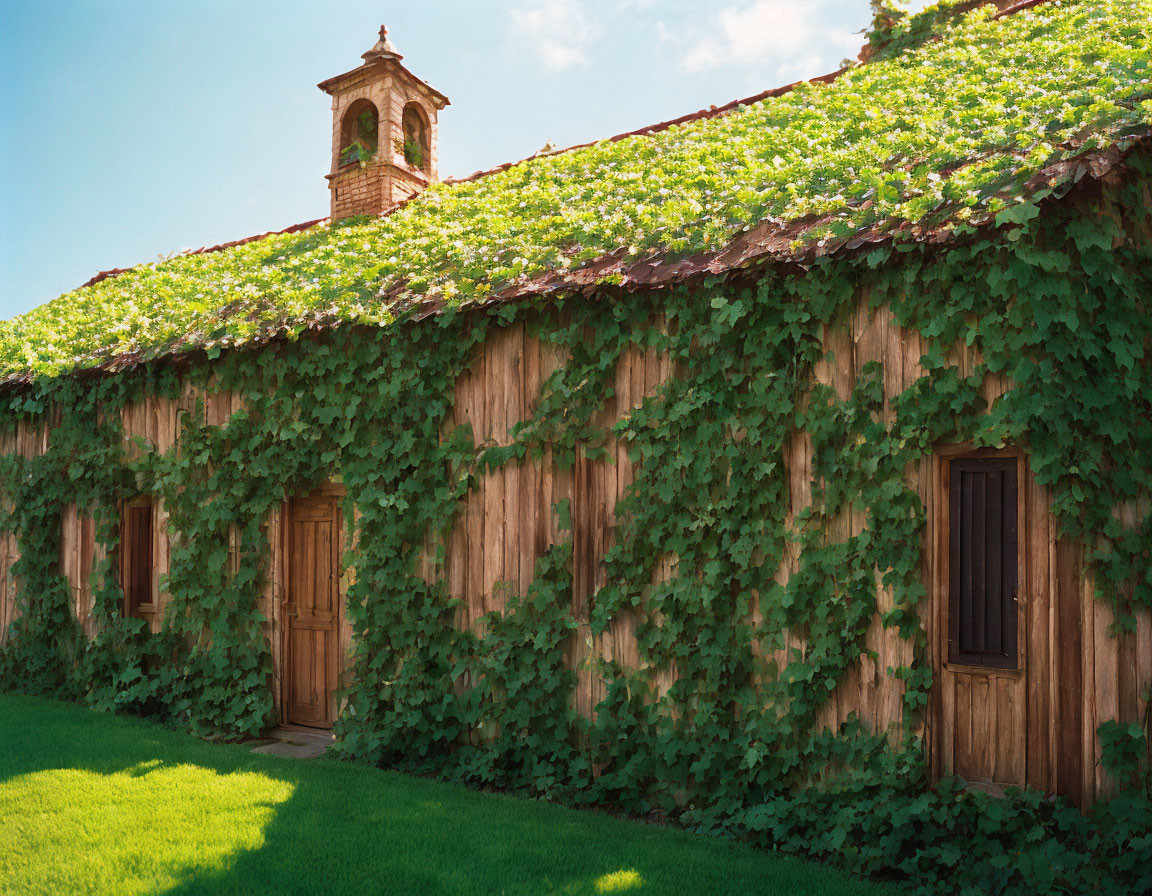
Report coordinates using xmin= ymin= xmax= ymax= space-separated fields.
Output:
xmin=122 ymin=501 xmax=154 ymax=620
xmin=948 ymin=459 xmax=1018 ymax=669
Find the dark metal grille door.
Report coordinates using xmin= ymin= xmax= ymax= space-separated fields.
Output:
xmin=948 ymin=459 xmax=1019 ymax=668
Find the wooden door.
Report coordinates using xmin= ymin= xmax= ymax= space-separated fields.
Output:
xmin=120 ymin=499 xmax=156 ymax=625
xmin=934 ymin=450 xmax=1029 ymax=788
xmin=284 ymin=491 xmax=341 ymax=728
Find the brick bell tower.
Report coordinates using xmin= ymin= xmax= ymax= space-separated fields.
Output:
xmin=318 ymin=27 xmax=449 ymax=220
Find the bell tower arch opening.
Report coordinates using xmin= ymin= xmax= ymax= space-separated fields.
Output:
xmin=401 ymin=102 xmax=431 ymax=174
xmin=339 ymin=98 xmax=379 ymax=168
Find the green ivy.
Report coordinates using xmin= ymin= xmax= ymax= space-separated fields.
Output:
xmin=737 ymin=772 xmax=1152 ymax=895
xmin=1 ymin=50 xmax=1151 ymax=896
xmin=1 ymin=0 xmax=1149 ymax=377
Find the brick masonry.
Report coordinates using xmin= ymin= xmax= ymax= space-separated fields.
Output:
xmin=320 ymin=38 xmax=446 ymax=220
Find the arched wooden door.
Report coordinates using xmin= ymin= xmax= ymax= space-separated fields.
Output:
xmin=283 ymin=488 xmax=343 ymax=728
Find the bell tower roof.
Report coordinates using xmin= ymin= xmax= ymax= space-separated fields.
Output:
xmin=317 ymin=25 xmax=449 ymax=109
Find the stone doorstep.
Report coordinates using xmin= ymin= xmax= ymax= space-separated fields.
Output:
xmin=251 ymin=726 xmax=335 ymax=760
xmin=963 ymin=780 xmax=1007 ymax=799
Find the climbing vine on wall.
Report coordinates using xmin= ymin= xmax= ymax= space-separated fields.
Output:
xmin=0 ymin=158 xmax=1151 ymax=893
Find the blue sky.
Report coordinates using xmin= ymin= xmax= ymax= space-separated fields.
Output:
xmin=0 ymin=1 xmax=928 ymax=319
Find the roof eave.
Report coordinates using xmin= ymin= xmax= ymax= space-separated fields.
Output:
xmin=317 ymin=59 xmax=450 ymax=107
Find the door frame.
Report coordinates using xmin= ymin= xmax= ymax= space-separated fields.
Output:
xmin=119 ymin=495 xmax=159 ymax=627
xmin=930 ymin=444 xmax=1030 ymax=784
xmin=279 ymin=482 xmax=347 ymax=728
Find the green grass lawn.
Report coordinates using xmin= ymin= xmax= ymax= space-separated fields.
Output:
xmin=0 ymin=696 xmax=903 ymax=896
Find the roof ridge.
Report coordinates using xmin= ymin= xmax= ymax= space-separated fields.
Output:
xmin=443 ymin=69 xmax=847 ymax=188
xmin=447 ymin=0 xmax=1050 ymax=186
xmin=855 ymin=0 xmax=1043 ymax=69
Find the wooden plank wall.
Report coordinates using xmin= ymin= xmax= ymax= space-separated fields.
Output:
xmin=5 ymin=297 xmax=1149 ymax=806
xmin=443 ymin=321 xmax=669 ymax=718
xmin=59 ymin=503 xmax=98 ymax=639
xmin=0 ymin=530 xmax=14 ymax=646
xmin=0 ymin=417 xmax=51 ymax=646
xmin=807 ymin=297 xmax=920 ymax=741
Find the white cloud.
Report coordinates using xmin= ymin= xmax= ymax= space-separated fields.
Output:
xmin=684 ymin=0 xmax=858 ymax=79
xmin=509 ymin=0 xmax=603 ymax=71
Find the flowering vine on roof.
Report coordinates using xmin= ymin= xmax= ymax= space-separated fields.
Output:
xmin=1 ymin=0 xmax=1150 ymax=380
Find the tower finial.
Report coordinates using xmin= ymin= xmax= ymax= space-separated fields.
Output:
xmin=363 ymin=25 xmax=402 ymax=61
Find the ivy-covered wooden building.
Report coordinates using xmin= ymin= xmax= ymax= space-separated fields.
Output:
xmin=1 ymin=0 xmax=1150 ymax=817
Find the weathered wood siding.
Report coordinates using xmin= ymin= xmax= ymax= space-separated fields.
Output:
xmin=0 ymin=417 xmax=51 ymax=647
xmin=0 ymin=530 xmax=18 ymax=645
xmin=442 ymin=321 xmax=671 ymax=720
xmin=4 ymin=293 xmax=1148 ymax=807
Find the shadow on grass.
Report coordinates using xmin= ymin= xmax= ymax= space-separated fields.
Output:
xmin=1 ymin=696 xmax=901 ymax=896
